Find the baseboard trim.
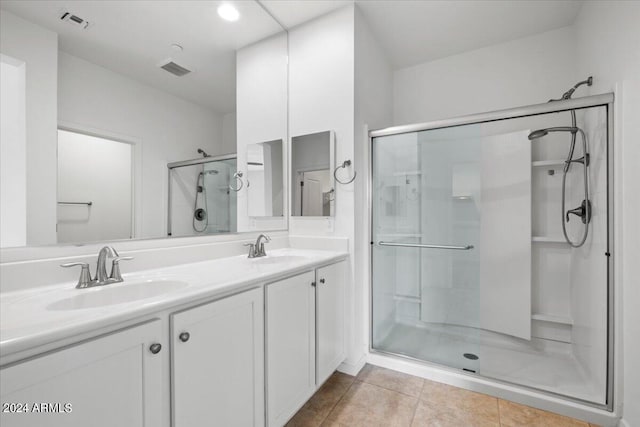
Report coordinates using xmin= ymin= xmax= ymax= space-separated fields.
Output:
xmin=337 ymin=354 xmax=366 ymax=377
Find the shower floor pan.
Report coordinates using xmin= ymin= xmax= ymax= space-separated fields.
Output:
xmin=375 ymin=322 xmax=603 ymax=405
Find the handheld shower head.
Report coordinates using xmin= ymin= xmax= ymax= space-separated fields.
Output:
xmin=549 ymin=76 xmax=593 ymax=102
xmin=528 ymin=129 xmax=549 ymax=140
xmin=528 ymin=126 xmax=578 ymax=140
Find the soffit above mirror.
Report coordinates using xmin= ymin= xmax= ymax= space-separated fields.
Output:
xmin=0 ymin=0 xmax=284 ymax=113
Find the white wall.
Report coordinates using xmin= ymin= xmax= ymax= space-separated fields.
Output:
xmin=221 ymin=112 xmax=237 ymax=156
xmin=236 ymin=32 xmax=288 ymax=232
xmin=57 ymin=130 xmax=133 ymax=243
xmin=572 ymin=2 xmax=640 ymax=425
xmin=288 ymin=6 xmax=361 ymax=369
xmin=393 ymin=26 xmax=578 ymax=125
xmin=0 ymin=10 xmax=58 ymax=246
xmin=58 ymin=52 xmax=224 ymax=240
xmin=0 ymin=55 xmax=26 ymax=248
xmin=354 ymin=5 xmax=394 ymax=369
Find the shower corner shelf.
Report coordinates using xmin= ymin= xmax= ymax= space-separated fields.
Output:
xmin=532 ymin=236 xmax=568 ymax=244
xmin=531 ymin=313 xmax=574 ymax=326
xmin=532 ymin=160 xmax=565 ymax=167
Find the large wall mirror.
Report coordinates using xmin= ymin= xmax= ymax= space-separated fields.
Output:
xmin=247 ymin=139 xmax=284 ymax=218
xmin=0 ymin=1 xmax=288 ymax=249
xmin=291 ymin=131 xmax=335 ymax=217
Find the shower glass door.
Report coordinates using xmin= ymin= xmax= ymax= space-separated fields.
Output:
xmin=371 ymin=102 xmax=611 ymax=407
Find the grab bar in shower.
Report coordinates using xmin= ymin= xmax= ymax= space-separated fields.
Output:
xmin=377 ymin=241 xmax=474 ymax=250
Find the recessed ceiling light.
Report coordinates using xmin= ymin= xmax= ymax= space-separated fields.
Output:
xmin=217 ymin=3 xmax=240 ymax=22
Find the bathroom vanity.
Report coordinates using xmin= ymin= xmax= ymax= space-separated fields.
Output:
xmin=0 ymin=249 xmax=348 ymax=427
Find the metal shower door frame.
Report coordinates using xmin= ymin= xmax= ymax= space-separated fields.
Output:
xmin=367 ymin=93 xmax=615 ymax=411
xmin=166 ymin=154 xmax=237 ymax=236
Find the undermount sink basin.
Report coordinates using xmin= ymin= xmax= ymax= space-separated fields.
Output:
xmin=47 ymin=280 xmax=189 ymax=311
xmin=250 ymin=255 xmax=308 ymax=265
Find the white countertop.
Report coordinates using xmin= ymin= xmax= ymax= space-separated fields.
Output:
xmin=0 ymin=248 xmax=348 ymax=360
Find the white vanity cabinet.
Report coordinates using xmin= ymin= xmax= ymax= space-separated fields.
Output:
xmin=316 ymin=261 xmax=346 ymax=385
xmin=171 ymin=287 xmax=264 ymax=427
xmin=0 ymin=320 xmax=164 ymax=427
xmin=266 ymin=260 xmax=346 ymax=427
xmin=266 ymin=270 xmax=316 ymax=427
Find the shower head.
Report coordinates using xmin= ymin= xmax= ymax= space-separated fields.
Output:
xmin=528 ymin=126 xmax=579 ymax=140
xmin=197 ymin=148 xmax=211 ymax=158
xmin=549 ymin=76 xmax=593 ymax=102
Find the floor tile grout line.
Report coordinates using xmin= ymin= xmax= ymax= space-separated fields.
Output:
xmin=357 ymin=375 xmax=425 ymax=399
xmin=409 ymin=379 xmax=427 ymax=426
xmin=321 ymin=377 xmax=356 ymax=425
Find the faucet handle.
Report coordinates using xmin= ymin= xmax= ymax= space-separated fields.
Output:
xmin=61 ymin=262 xmax=94 ymax=289
xmin=243 ymin=243 xmax=256 ymax=258
xmin=109 ymin=256 xmax=134 ymax=282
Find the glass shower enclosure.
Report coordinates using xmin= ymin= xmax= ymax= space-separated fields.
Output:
xmin=167 ymin=155 xmax=239 ymax=237
xmin=370 ymin=94 xmax=613 ymax=409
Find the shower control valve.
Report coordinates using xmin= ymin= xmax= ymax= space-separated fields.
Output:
xmin=566 ymin=200 xmax=591 ymax=225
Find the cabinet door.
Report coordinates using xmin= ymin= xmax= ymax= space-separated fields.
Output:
xmin=266 ymin=271 xmax=315 ymax=427
xmin=316 ymin=261 xmax=346 ymax=385
xmin=0 ymin=320 xmax=163 ymax=427
xmin=172 ymin=287 xmax=264 ymax=427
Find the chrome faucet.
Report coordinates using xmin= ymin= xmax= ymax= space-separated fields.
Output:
xmin=244 ymin=234 xmax=271 ymax=258
xmin=61 ymin=246 xmax=133 ymax=289
xmin=96 ymin=246 xmax=118 ymax=283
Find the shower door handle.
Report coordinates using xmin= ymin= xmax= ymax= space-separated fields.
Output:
xmin=378 ymin=241 xmax=474 ymax=250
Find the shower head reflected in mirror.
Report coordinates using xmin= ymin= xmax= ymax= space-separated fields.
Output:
xmin=527 ymin=126 xmax=579 ymax=140
xmin=197 ymin=148 xmax=211 ymax=157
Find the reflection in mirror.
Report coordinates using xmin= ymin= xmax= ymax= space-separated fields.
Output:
xmin=168 ymin=155 xmax=239 ymax=237
xmin=0 ymin=0 xmax=286 ymax=247
xmin=247 ymin=139 xmax=284 ymax=217
xmin=291 ymin=131 xmax=334 ymax=217
xmin=57 ymin=129 xmax=133 ymax=243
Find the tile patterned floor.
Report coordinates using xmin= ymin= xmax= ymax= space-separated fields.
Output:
xmin=286 ymin=365 xmax=601 ymax=427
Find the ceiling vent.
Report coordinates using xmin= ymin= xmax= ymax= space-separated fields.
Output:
xmin=159 ymin=59 xmax=192 ymax=77
xmin=59 ymin=11 xmax=91 ymax=29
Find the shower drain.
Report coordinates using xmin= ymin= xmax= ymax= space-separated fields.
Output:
xmin=463 ymin=353 xmax=479 ymax=360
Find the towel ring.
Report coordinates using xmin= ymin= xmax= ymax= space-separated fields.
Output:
xmin=334 ymin=160 xmax=357 ymax=185
xmin=229 ymin=171 xmax=244 ymax=192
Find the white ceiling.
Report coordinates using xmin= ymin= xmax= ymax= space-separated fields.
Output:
xmin=262 ymin=0 xmax=583 ymax=69
xmin=259 ymin=0 xmax=353 ymax=29
xmin=1 ymin=1 xmax=583 ymax=113
xmin=0 ymin=0 xmax=284 ymax=113
xmin=354 ymin=0 xmax=583 ymax=68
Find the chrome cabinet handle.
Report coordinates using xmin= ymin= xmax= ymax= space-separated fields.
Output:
xmin=179 ymin=332 xmax=190 ymax=342
xmin=311 ymin=281 xmax=316 ymax=287
xmin=149 ymin=343 xmax=162 ymax=354
xmin=319 ymin=278 xmax=325 ymax=284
